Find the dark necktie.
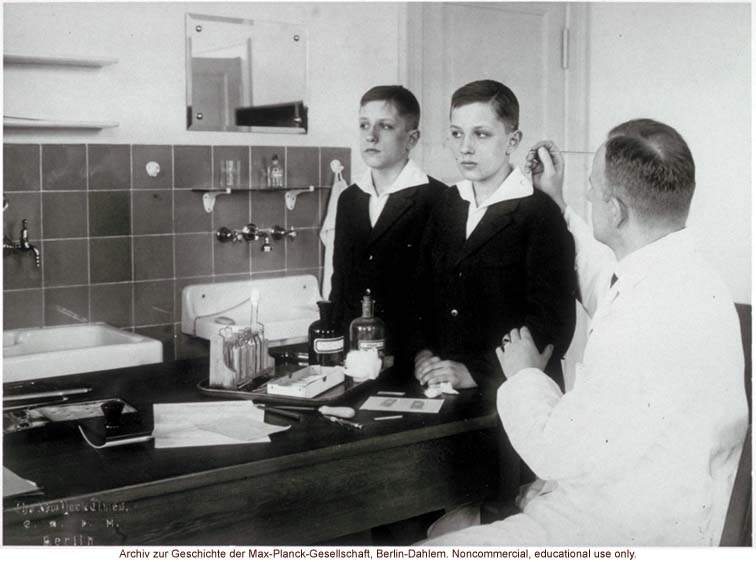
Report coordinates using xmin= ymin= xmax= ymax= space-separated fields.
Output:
xmin=610 ymin=273 xmax=618 ymax=288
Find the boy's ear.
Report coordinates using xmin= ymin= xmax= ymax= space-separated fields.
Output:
xmin=407 ymin=128 xmax=421 ymax=150
xmin=507 ymin=130 xmax=523 ymax=154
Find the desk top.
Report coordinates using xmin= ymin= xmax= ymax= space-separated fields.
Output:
xmin=3 ymin=358 xmax=498 ymax=514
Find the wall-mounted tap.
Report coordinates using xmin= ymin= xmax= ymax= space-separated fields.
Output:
xmin=4 ymin=219 xmax=41 ymax=268
xmin=216 ymin=223 xmax=296 ymax=251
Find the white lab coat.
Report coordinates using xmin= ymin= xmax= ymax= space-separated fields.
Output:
xmin=428 ymin=208 xmax=748 ymax=546
xmin=319 ymin=165 xmax=349 ymax=299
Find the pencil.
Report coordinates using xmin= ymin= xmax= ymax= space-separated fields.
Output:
xmin=256 ymin=405 xmax=301 ymax=421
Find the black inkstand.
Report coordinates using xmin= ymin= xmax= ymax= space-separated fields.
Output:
xmin=78 ymin=399 xmax=153 ymax=449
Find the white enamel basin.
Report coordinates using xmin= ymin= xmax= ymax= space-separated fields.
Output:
xmin=181 ymin=275 xmax=321 ymax=345
xmin=3 ymin=323 xmax=163 ymax=382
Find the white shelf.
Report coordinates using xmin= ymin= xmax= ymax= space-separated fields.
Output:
xmin=4 ymin=117 xmax=119 ymax=130
xmin=4 ymin=53 xmax=118 ymax=67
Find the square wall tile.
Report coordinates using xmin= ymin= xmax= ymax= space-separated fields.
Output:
xmin=286 ymin=228 xmax=320 ymax=270
xmin=134 ymin=280 xmax=175 ymax=326
xmin=251 ymin=146 xmax=285 ymax=189
xmin=133 ymin=145 xmax=172 ymax=189
xmin=42 ymin=145 xmax=86 ymax=190
xmin=3 ymin=192 xmax=41 ymax=241
xmin=213 ymin=146 xmax=250 ymax=189
xmin=132 ymin=190 xmax=173 ymax=235
xmin=250 ymin=191 xmax=285 ymax=226
xmin=320 ymin=147 xmax=352 ymax=186
xmin=287 ymin=146 xmax=320 ymax=188
xmin=174 ymin=145 xmax=211 ymax=188
xmin=175 ymin=234 xmax=212 ymax=277
xmin=251 ymin=242 xmax=285 ymax=273
xmin=89 ymin=191 xmax=131 ymax=237
xmin=3 ymin=289 xmax=44 ymax=329
xmin=89 ymin=145 xmax=131 ymax=190
xmin=90 ymin=237 xmax=132 ymax=283
xmin=42 ymin=192 xmax=87 ymax=239
xmin=174 ymin=190 xmax=212 ymax=233
xmin=4 ymin=144 xmax=40 ymax=191
xmin=214 ymin=190 xmax=250 ymax=228
xmin=3 ymin=252 xmax=42 ymax=290
xmin=214 ymin=240 xmax=250 ymax=276
xmin=285 ymin=190 xmax=319 ymax=228
xmin=133 ymin=235 xmax=174 ymax=280
xmin=136 ymin=324 xmax=175 ymax=361
xmin=43 ymin=239 xmax=88 ymax=287
xmin=91 ymin=283 xmax=133 ymax=328
xmin=44 ymin=286 xmax=89 ymax=325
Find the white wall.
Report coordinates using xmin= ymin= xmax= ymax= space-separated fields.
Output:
xmin=586 ymin=2 xmax=751 ymax=304
xmin=3 ymin=1 xmax=406 ymax=174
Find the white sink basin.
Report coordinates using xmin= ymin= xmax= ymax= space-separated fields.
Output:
xmin=181 ymin=275 xmax=321 ymax=345
xmin=3 ymin=322 xmax=163 ymax=382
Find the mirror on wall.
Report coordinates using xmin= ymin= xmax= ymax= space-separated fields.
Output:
xmin=186 ymin=13 xmax=308 ymax=133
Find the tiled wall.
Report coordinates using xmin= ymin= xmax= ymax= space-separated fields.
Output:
xmin=3 ymin=143 xmax=351 ymax=361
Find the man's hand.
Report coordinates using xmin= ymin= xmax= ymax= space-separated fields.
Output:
xmin=526 ymin=141 xmax=566 ymax=213
xmin=496 ymin=326 xmax=554 ymax=380
xmin=415 ymin=354 xmax=477 ymax=389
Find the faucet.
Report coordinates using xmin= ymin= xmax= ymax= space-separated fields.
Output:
xmin=4 ymin=219 xmax=41 ymax=268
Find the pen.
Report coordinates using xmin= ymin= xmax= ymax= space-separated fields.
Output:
xmin=3 ymin=387 xmax=92 ymax=402
xmin=3 ymin=397 xmax=70 ymax=412
xmin=256 ymin=405 xmax=301 ymax=422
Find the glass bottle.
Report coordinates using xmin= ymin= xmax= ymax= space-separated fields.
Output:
xmin=308 ymin=300 xmax=344 ymax=366
xmin=269 ymin=154 xmax=284 ymax=188
xmin=349 ymin=293 xmax=385 ymax=358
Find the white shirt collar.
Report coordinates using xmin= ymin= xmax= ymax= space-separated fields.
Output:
xmin=456 ymin=166 xmax=533 ymax=210
xmin=614 ymin=228 xmax=695 ymax=289
xmin=355 ymin=159 xmax=429 ymax=198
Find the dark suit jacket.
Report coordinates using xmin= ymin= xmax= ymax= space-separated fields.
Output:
xmin=413 ymin=185 xmax=576 ymax=397
xmin=330 ymin=177 xmax=447 ymax=369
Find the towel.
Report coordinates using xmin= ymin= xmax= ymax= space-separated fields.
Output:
xmin=320 ymin=160 xmax=349 ymax=299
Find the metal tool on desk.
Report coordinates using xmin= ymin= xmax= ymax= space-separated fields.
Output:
xmin=322 ymin=415 xmax=363 ymax=430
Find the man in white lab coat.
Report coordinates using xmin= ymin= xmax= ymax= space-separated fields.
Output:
xmin=427 ymin=119 xmax=749 ymax=545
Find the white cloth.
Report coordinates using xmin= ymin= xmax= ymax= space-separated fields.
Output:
xmin=428 ymin=207 xmax=748 ymax=546
xmin=354 ymin=159 xmax=429 ymax=227
xmin=320 ymin=164 xmax=349 ymax=299
xmin=456 ymin=167 xmax=533 ymax=239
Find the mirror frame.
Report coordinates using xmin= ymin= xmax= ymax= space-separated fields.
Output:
xmin=185 ymin=13 xmax=308 ymax=134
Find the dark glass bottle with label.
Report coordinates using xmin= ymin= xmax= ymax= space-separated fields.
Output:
xmin=308 ymin=300 xmax=344 ymax=366
xmin=349 ymin=293 xmax=385 ymax=358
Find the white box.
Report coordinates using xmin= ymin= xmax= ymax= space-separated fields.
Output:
xmin=266 ymin=366 xmax=345 ymax=399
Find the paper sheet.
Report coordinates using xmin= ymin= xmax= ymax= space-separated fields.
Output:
xmin=153 ymin=401 xmax=289 ymax=448
xmin=3 ymin=467 xmax=41 ymax=498
xmin=359 ymin=396 xmax=444 ymax=414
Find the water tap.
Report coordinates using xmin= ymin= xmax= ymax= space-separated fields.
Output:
xmin=4 ymin=219 xmax=41 ymax=268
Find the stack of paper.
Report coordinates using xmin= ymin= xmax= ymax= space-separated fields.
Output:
xmin=3 ymin=467 xmax=41 ymax=498
xmin=152 ymin=401 xmax=288 ymax=448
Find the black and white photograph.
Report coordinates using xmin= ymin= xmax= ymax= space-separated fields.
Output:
xmin=1 ymin=0 xmax=752 ymax=557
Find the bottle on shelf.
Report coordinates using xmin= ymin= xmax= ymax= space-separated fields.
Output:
xmin=308 ymin=300 xmax=344 ymax=366
xmin=268 ymin=154 xmax=284 ymax=188
xmin=349 ymin=293 xmax=385 ymax=358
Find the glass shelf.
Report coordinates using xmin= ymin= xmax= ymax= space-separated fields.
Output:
xmin=4 ymin=54 xmax=118 ymax=67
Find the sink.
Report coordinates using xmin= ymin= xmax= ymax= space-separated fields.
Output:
xmin=181 ymin=274 xmax=320 ymax=345
xmin=3 ymin=322 xmax=163 ymax=382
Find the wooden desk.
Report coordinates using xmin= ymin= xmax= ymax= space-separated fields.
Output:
xmin=3 ymin=359 xmax=500 ymax=546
